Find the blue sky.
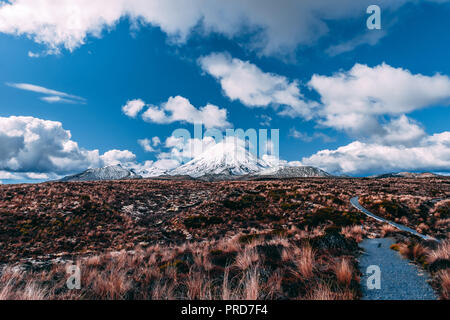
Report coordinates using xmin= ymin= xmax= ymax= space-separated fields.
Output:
xmin=0 ymin=0 xmax=450 ymax=182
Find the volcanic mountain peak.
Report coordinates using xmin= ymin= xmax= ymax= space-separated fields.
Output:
xmin=169 ymin=139 xmax=271 ymax=178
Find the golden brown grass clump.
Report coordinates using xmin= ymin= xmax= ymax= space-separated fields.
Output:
xmin=341 ymin=225 xmax=366 ymax=243
xmin=436 ymin=270 xmax=450 ymax=300
xmin=335 ymin=258 xmax=353 ymax=287
xmin=427 ymin=240 xmax=450 ymax=264
xmin=380 ymin=224 xmax=398 ymax=238
xmin=426 ymin=240 xmax=450 ymax=300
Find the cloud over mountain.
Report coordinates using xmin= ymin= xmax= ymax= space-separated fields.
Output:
xmin=308 ymin=63 xmax=450 ymax=136
xmin=302 ymin=131 xmax=450 ymax=175
xmin=0 ymin=116 xmax=135 ymax=176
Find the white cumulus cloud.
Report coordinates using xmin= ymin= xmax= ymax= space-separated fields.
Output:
xmin=141 ymin=96 xmax=230 ymax=129
xmin=199 ymin=52 xmax=316 ymax=118
xmin=309 ymin=63 xmax=450 ymax=136
xmin=0 ymin=116 xmax=136 ymax=177
xmin=122 ymin=99 xmax=146 ymax=118
xmin=302 ymin=131 xmax=450 ymax=175
xmin=373 ymin=115 xmax=426 ymax=146
xmin=138 ymin=138 xmax=155 ymax=152
xmin=100 ymin=149 xmax=136 ymax=166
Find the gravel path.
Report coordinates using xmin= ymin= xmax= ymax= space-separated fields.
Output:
xmin=350 ymin=196 xmax=439 ymax=242
xmin=359 ymin=238 xmax=437 ymax=300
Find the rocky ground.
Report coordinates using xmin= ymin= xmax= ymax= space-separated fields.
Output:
xmin=0 ymin=177 xmax=448 ymax=299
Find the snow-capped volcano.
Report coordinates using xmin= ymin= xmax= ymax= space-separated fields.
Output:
xmin=169 ymin=138 xmax=271 ymax=178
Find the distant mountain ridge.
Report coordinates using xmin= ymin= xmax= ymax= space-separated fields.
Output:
xmin=248 ymin=165 xmax=331 ymax=179
xmin=370 ymin=172 xmax=441 ymax=178
xmin=60 ymin=164 xmax=141 ymax=182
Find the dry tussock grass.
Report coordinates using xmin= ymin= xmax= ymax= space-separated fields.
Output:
xmin=437 ymin=270 xmax=450 ymax=300
xmin=0 ymin=231 xmax=359 ymax=300
xmin=294 ymin=246 xmax=315 ymax=279
xmin=426 ymin=240 xmax=450 ymax=300
xmin=427 ymin=240 xmax=450 ymax=263
xmin=380 ymin=224 xmax=398 ymax=237
xmin=341 ymin=225 xmax=366 ymax=243
xmin=335 ymin=258 xmax=353 ymax=287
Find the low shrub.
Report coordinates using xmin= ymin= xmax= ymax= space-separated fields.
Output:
xmin=184 ymin=215 xmax=224 ymax=229
xmin=303 ymin=208 xmax=363 ymax=227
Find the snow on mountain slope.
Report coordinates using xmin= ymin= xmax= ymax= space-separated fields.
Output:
xmin=60 ymin=164 xmax=141 ymax=182
xmin=136 ymin=166 xmax=168 ymax=178
xmin=169 ymin=138 xmax=271 ymax=178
